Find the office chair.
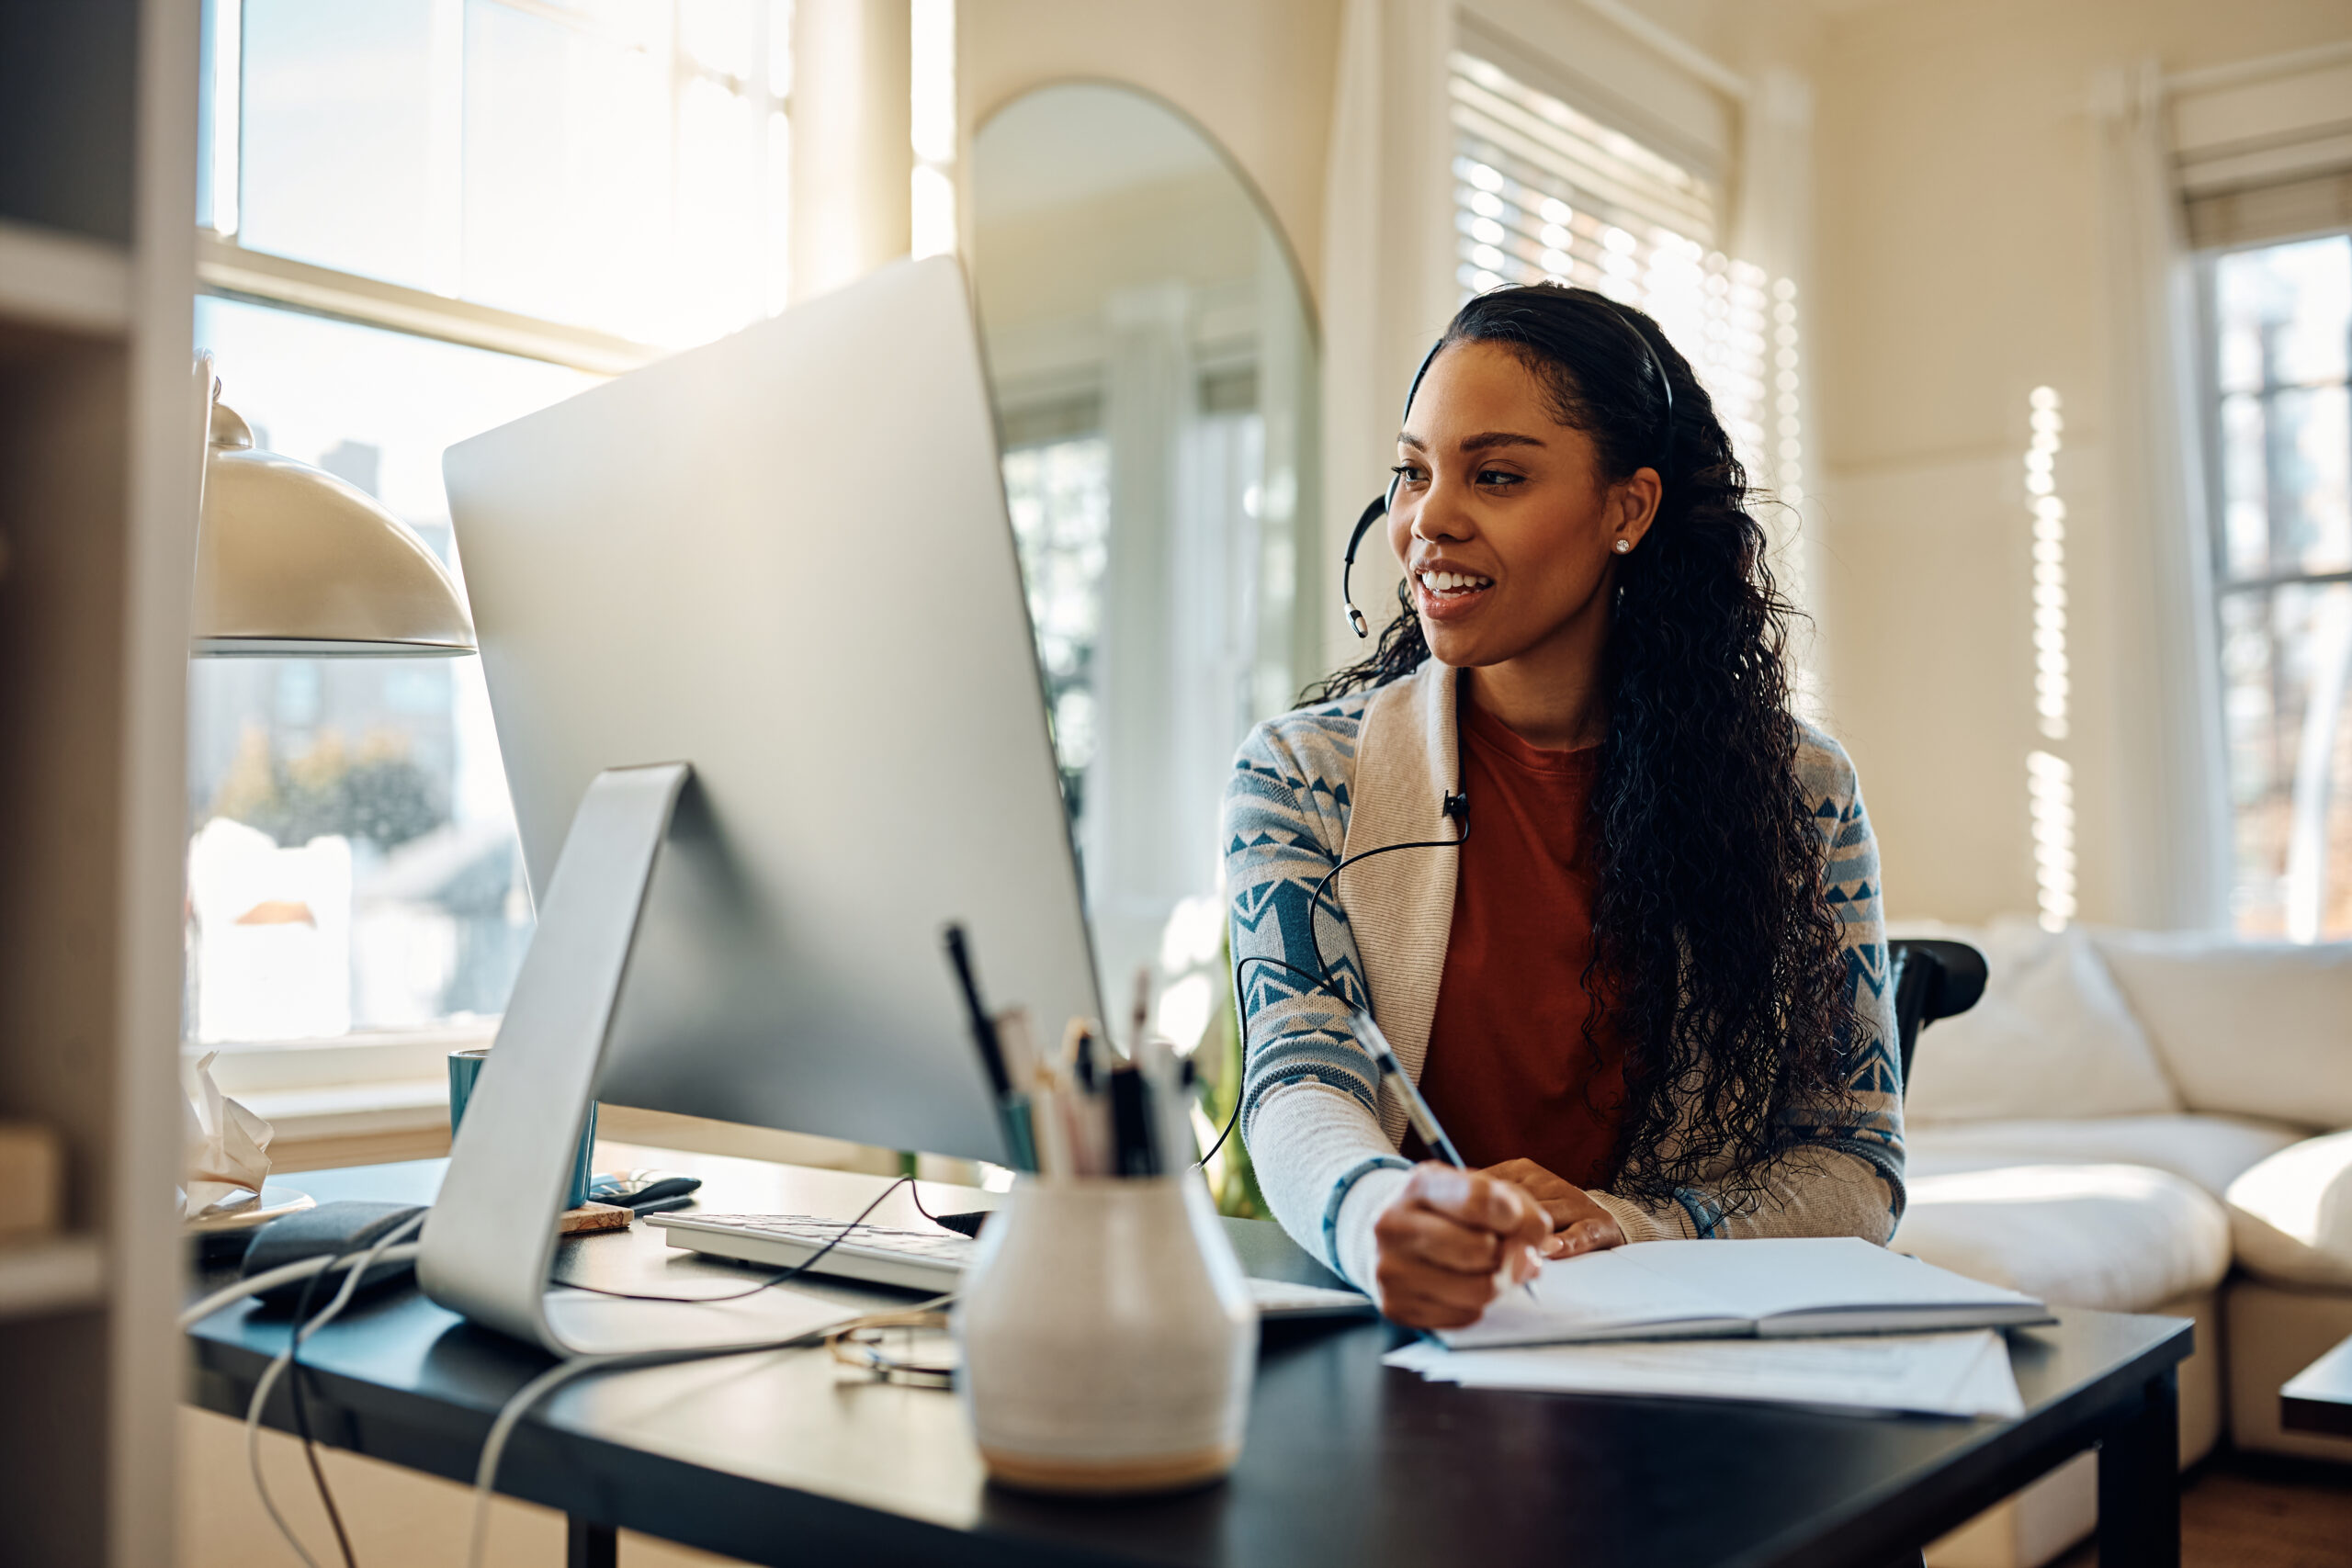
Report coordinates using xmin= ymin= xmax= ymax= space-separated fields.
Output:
xmin=1886 ymin=938 xmax=1988 ymax=1097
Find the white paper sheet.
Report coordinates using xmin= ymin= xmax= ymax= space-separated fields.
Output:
xmin=1385 ymin=1329 xmax=2024 ymax=1419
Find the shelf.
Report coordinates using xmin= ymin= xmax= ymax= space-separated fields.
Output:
xmin=0 ymin=1235 xmax=106 ymax=1321
xmin=0 ymin=219 xmax=130 ymax=338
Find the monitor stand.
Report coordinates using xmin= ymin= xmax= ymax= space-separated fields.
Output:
xmin=414 ymin=762 xmax=848 ymax=1357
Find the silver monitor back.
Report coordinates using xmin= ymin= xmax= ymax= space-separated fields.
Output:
xmin=442 ymin=256 xmax=1099 ymax=1168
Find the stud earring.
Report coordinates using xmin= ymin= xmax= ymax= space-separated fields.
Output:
xmin=1612 ymin=539 xmax=1632 ymax=554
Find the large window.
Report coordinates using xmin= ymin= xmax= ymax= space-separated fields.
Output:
xmin=192 ymin=0 xmax=794 ymax=1055
xmin=2205 ymin=232 xmax=2352 ymax=941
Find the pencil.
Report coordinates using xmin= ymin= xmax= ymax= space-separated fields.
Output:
xmin=1351 ymin=1008 xmax=1539 ymax=1300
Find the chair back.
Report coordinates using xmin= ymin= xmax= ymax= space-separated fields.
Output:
xmin=1886 ymin=938 xmax=1987 ymax=1097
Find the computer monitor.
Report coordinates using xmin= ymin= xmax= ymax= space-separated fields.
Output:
xmin=422 ymin=257 xmax=1102 ymax=1352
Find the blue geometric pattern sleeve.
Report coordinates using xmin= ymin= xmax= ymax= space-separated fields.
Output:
xmin=1222 ymin=704 xmax=1383 ymax=1146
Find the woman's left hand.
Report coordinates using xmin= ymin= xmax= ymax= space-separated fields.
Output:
xmin=1480 ymin=1158 xmax=1629 ymax=1259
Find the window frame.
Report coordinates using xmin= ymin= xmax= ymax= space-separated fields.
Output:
xmin=2191 ymin=228 xmax=2352 ymax=939
xmin=187 ymin=0 xmax=795 ymax=1099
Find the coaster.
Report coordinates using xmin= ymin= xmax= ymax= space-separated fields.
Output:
xmin=557 ymin=1201 xmax=632 ymax=1235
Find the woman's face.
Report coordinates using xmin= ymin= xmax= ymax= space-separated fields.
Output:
xmin=1386 ymin=340 xmax=1657 ymax=672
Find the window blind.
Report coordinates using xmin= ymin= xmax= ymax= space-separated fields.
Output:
xmin=2173 ymin=54 xmax=2352 ymax=251
xmin=1449 ymin=50 xmax=1783 ymax=501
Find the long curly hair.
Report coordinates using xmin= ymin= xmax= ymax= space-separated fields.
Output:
xmin=1305 ymin=283 xmax=1855 ymax=1213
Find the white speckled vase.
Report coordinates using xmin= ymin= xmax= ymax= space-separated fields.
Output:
xmin=953 ymin=1173 xmax=1258 ymax=1495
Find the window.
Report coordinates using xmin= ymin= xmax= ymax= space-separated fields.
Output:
xmin=192 ymin=0 xmax=794 ymax=1057
xmin=211 ymin=0 xmax=795 ymax=345
xmin=2204 ymin=232 xmax=2352 ymax=941
xmin=188 ymin=299 xmax=593 ymax=1042
xmin=1001 ymin=422 xmax=1112 ymax=819
xmin=1446 ymin=51 xmax=1789 ymax=509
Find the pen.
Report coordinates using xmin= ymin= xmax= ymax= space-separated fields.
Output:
xmin=1108 ymin=1062 xmax=1160 ymax=1177
xmin=1351 ymin=1008 xmax=1539 ymax=1300
xmin=942 ymin=923 xmax=1037 ymax=1172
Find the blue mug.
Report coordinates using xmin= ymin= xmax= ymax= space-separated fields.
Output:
xmin=447 ymin=1047 xmax=598 ymax=1211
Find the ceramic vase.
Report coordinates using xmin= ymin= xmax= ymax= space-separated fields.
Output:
xmin=954 ymin=1172 xmax=1257 ymax=1495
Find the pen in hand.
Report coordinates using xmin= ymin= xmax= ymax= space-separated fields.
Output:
xmin=1351 ymin=1008 xmax=1541 ymax=1302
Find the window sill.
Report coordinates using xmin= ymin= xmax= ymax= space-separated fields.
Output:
xmin=191 ymin=1029 xmax=488 ymax=1172
xmin=192 ymin=1024 xmax=493 ymax=1095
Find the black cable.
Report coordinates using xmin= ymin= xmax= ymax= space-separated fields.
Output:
xmin=1204 ymin=773 xmax=1472 ymax=1173
xmin=902 ymin=1179 xmax=954 ymax=1230
xmin=285 ymin=1247 xmax=361 ymax=1568
xmin=552 ymin=1177 xmax=921 ymax=1303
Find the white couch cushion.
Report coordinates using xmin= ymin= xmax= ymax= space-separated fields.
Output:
xmin=2225 ymin=1129 xmax=2352 ymax=1288
xmin=1894 ymin=1163 xmax=2232 ymax=1313
xmin=2090 ymin=929 xmax=2352 ymax=1129
xmin=1905 ymin=1113 xmax=2305 ymax=1199
xmin=1902 ymin=919 xmax=2181 ymax=1123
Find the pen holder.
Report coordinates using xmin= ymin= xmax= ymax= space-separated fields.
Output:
xmin=954 ymin=1172 xmax=1257 ymax=1495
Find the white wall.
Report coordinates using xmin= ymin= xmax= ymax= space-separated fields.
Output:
xmin=959 ymin=1 xmax=1343 ymax=302
xmin=1807 ymin=0 xmax=2352 ymax=926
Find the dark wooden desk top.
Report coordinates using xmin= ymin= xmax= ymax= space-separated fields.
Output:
xmin=2283 ymin=1335 xmax=2352 ymax=1439
xmin=185 ymin=1147 xmax=2193 ymax=1568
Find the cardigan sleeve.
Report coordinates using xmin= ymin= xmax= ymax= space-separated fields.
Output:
xmin=1583 ymin=732 xmax=1908 ymax=1246
xmin=1223 ymin=713 xmax=1412 ymax=1288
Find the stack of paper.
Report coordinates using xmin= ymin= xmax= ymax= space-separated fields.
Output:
xmin=1385 ymin=1329 xmax=2024 ymax=1419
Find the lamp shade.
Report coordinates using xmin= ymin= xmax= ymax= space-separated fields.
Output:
xmin=193 ymin=399 xmax=476 ymax=658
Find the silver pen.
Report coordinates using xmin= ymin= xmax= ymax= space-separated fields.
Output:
xmin=1352 ymin=1009 xmax=1541 ymax=1300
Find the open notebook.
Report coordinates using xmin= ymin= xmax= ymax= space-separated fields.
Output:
xmin=1441 ymin=1236 xmax=2052 ymax=1350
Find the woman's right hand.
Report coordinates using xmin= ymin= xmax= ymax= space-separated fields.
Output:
xmin=1370 ymin=1163 xmax=1550 ymax=1329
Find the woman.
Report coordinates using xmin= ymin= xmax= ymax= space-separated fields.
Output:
xmin=1224 ymin=283 xmax=1901 ymax=1330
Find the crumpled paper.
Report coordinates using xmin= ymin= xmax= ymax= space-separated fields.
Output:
xmin=182 ymin=1050 xmax=274 ymax=1221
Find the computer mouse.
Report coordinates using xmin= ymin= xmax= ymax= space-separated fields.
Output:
xmin=588 ymin=1170 xmax=704 ymax=1209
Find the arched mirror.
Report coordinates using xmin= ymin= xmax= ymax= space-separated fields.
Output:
xmin=973 ymin=85 xmax=1320 ymax=1022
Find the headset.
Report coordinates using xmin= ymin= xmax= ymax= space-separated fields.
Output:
xmin=1338 ymin=292 xmax=1679 ymax=639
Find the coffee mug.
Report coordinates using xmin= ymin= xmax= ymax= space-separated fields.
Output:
xmin=447 ymin=1047 xmax=599 ymax=1211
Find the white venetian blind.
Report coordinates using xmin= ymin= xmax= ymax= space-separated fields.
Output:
xmin=1448 ymin=50 xmax=1788 ymax=502
xmin=2171 ymin=51 xmax=2352 ymax=252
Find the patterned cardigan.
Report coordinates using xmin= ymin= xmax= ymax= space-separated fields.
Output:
xmin=1221 ymin=659 xmax=1905 ymax=1294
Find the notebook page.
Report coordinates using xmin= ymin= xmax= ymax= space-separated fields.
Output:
xmin=1435 ymin=1247 xmax=1747 ymax=1349
xmin=1606 ymin=1237 xmax=2043 ymax=1325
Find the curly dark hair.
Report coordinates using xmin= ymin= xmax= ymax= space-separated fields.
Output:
xmin=1304 ymin=283 xmax=1855 ymax=1214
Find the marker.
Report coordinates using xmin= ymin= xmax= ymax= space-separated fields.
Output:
xmin=1108 ymin=1063 xmax=1160 ymax=1178
xmin=942 ymin=924 xmax=1036 ymax=1172
xmin=1351 ymin=1008 xmax=1538 ymax=1300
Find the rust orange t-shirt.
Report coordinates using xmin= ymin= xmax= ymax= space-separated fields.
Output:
xmin=1410 ymin=695 xmax=1626 ymax=1188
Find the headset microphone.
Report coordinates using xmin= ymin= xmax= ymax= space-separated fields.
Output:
xmin=1340 ymin=337 xmax=1444 ymax=638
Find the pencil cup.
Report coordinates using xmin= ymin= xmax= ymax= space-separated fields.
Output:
xmin=954 ymin=1172 xmax=1257 ymax=1495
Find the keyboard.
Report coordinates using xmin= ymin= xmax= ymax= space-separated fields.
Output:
xmin=648 ymin=1211 xmax=1376 ymax=1320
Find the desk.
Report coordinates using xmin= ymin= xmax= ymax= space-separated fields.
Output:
xmin=2283 ymin=1334 xmax=2352 ymax=1439
xmin=185 ymin=1154 xmax=2190 ymax=1568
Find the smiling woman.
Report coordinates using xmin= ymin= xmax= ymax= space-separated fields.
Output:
xmin=1228 ymin=283 xmax=1902 ymax=1332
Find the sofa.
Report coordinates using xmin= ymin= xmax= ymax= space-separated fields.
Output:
xmin=1883 ymin=919 xmax=2352 ymax=1568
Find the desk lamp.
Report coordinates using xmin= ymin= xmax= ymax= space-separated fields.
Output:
xmin=194 ymin=379 xmax=475 ymax=658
